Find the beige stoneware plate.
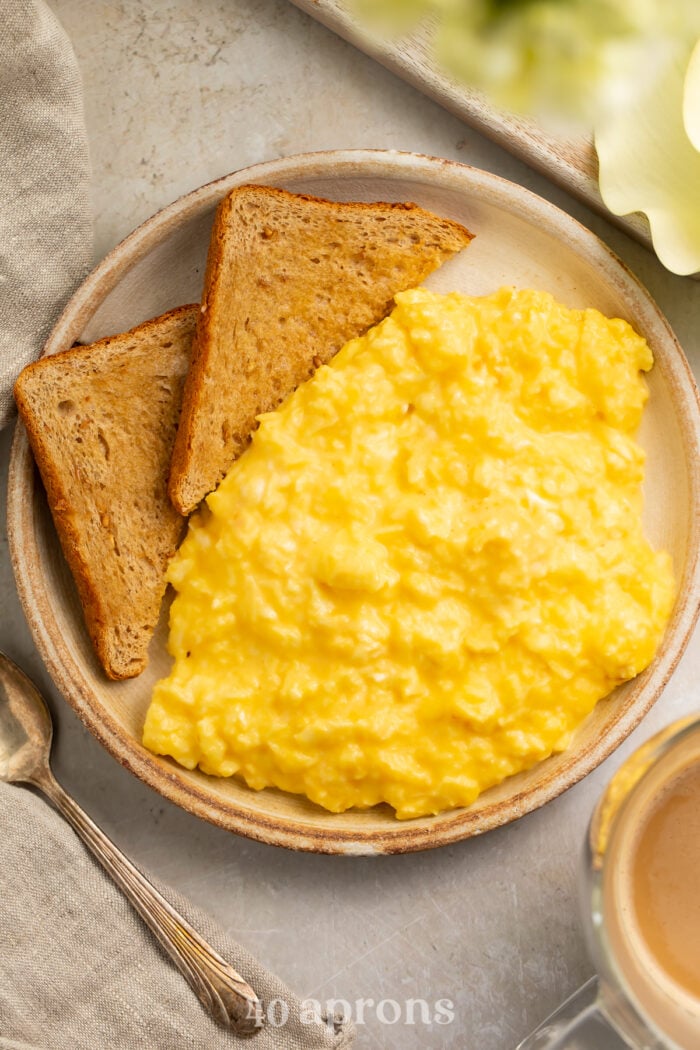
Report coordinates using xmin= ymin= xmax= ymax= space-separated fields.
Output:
xmin=8 ymin=150 xmax=700 ymax=854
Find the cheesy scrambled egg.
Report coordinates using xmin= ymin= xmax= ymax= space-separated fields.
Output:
xmin=144 ymin=287 xmax=674 ymax=819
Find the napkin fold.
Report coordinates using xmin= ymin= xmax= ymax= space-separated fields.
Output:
xmin=0 ymin=4 xmax=353 ymax=1047
xmin=0 ymin=0 xmax=92 ymax=429
xmin=0 ymin=780 xmax=353 ymax=1049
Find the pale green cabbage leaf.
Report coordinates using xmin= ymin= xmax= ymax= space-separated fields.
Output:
xmin=595 ymin=42 xmax=700 ymax=276
xmin=683 ymin=38 xmax=700 ymax=149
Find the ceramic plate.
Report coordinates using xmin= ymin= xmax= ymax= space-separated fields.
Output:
xmin=8 ymin=150 xmax=700 ymax=853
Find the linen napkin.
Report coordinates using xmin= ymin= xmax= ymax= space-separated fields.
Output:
xmin=0 ymin=780 xmax=353 ymax=1049
xmin=0 ymin=3 xmax=353 ymax=1046
xmin=0 ymin=0 xmax=91 ymax=430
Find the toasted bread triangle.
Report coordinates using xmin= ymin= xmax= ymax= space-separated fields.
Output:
xmin=168 ymin=185 xmax=474 ymax=514
xmin=14 ymin=305 xmax=197 ymax=679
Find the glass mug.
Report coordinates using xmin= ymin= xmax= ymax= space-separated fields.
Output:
xmin=517 ymin=715 xmax=700 ymax=1050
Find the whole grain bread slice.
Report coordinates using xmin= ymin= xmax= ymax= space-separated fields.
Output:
xmin=14 ymin=305 xmax=198 ymax=680
xmin=168 ymin=185 xmax=474 ymax=514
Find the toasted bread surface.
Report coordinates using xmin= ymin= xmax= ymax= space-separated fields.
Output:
xmin=14 ymin=305 xmax=198 ymax=679
xmin=169 ymin=185 xmax=474 ymax=514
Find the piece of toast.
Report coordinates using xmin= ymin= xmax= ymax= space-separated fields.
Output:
xmin=14 ymin=305 xmax=198 ymax=680
xmin=168 ymin=185 xmax=474 ymax=514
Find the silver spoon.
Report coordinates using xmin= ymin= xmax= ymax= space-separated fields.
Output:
xmin=0 ymin=650 xmax=261 ymax=1034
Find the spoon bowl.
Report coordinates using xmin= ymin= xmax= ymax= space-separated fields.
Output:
xmin=0 ymin=652 xmax=53 ymax=785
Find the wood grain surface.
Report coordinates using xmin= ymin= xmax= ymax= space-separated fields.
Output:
xmin=289 ymin=0 xmax=654 ymax=251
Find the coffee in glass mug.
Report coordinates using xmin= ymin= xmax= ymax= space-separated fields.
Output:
xmin=518 ymin=716 xmax=700 ymax=1050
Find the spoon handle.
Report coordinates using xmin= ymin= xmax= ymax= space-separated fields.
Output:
xmin=33 ymin=770 xmax=262 ymax=1033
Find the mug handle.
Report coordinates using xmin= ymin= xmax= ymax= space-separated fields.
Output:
xmin=516 ymin=976 xmax=653 ymax=1050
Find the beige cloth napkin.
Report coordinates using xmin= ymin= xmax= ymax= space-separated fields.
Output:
xmin=0 ymin=780 xmax=353 ymax=1049
xmin=0 ymin=0 xmax=92 ymax=429
xmin=0 ymin=4 xmax=353 ymax=1046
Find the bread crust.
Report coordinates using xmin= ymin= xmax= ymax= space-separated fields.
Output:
xmin=14 ymin=304 xmax=198 ymax=679
xmin=168 ymin=185 xmax=473 ymax=514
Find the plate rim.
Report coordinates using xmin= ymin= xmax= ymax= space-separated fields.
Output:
xmin=8 ymin=148 xmax=700 ymax=854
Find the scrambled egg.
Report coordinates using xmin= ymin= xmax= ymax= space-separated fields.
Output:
xmin=143 ymin=287 xmax=675 ymax=819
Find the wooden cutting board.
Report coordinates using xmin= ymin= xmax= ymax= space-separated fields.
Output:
xmin=289 ymin=0 xmax=653 ymax=252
